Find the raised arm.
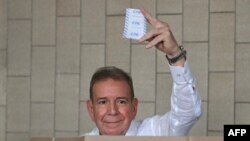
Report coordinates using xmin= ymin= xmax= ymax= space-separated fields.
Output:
xmin=139 ymin=7 xmax=202 ymax=136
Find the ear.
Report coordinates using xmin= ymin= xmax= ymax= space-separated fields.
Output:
xmin=86 ymin=100 xmax=95 ymax=122
xmin=131 ymin=98 xmax=138 ymax=118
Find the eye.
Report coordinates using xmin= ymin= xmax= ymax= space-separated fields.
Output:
xmin=97 ymin=100 xmax=107 ymax=105
xmin=117 ymin=99 xmax=128 ymax=105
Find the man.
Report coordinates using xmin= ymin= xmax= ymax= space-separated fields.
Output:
xmin=84 ymin=8 xmax=202 ymax=136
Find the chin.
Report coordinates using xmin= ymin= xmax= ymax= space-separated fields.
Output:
xmin=102 ymin=130 xmax=126 ymax=136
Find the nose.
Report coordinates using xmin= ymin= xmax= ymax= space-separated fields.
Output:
xmin=109 ymin=102 xmax=118 ymax=115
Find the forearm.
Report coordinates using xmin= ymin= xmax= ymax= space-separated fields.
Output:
xmin=168 ymin=60 xmax=202 ymax=136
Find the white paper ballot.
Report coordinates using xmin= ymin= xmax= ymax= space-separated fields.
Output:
xmin=123 ymin=8 xmax=147 ymax=40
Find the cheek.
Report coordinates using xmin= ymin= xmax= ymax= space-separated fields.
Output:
xmin=93 ymin=107 xmax=108 ymax=119
xmin=119 ymin=107 xmax=134 ymax=118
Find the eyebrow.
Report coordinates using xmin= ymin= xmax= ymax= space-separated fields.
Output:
xmin=96 ymin=97 xmax=107 ymax=101
xmin=116 ymin=97 xmax=128 ymax=100
xmin=116 ymin=97 xmax=129 ymax=102
xmin=96 ymin=97 xmax=129 ymax=101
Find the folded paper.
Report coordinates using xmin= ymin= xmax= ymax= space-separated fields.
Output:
xmin=123 ymin=8 xmax=146 ymax=40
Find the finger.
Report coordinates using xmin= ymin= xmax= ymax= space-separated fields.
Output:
xmin=139 ymin=7 xmax=157 ymax=26
xmin=138 ymin=31 xmax=157 ymax=43
xmin=138 ymin=29 xmax=162 ymax=43
xmin=145 ymin=35 xmax=164 ymax=49
xmin=146 ymin=37 xmax=154 ymax=42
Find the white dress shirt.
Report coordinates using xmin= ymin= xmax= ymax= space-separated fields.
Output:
xmin=84 ymin=61 xmax=202 ymax=136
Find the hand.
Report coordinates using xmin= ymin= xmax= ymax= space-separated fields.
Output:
xmin=138 ymin=7 xmax=180 ymax=57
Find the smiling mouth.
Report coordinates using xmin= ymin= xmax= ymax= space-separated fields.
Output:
xmin=104 ymin=120 xmax=122 ymax=127
xmin=105 ymin=120 xmax=121 ymax=124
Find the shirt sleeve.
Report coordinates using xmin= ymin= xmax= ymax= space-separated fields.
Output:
xmin=168 ymin=60 xmax=202 ymax=136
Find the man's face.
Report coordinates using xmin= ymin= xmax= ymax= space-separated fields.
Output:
xmin=87 ymin=78 xmax=138 ymax=135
